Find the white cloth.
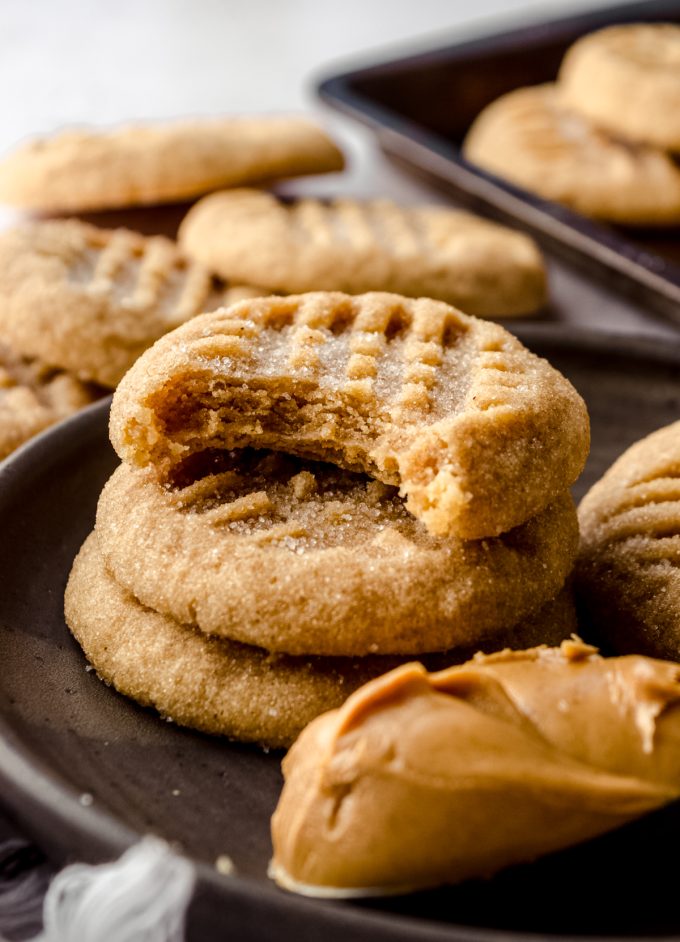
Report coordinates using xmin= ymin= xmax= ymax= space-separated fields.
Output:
xmin=34 ymin=839 xmax=194 ymax=942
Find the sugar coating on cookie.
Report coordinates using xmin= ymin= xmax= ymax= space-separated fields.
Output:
xmin=577 ymin=420 xmax=680 ymax=660
xmin=0 ymin=341 xmax=101 ymax=460
xmin=110 ymin=292 xmax=589 ymax=540
xmin=0 ymin=116 xmax=344 ymax=212
xmin=96 ymin=454 xmax=578 ymax=655
xmin=559 ymin=24 xmax=680 ymax=152
xmin=0 ymin=220 xmax=264 ymax=388
xmin=65 ymin=532 xmax=577 ymax=748
xmin=178 ymin=189 xmax=547 ymax=318
xmin=463 ymin=84 xmax=680 ymax=225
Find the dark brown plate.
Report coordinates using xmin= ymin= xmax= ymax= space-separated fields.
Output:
xmin=1 ymin=328 xmax=680 ymax=940
xmin=317 ymin=0 xmax=680 ymax=324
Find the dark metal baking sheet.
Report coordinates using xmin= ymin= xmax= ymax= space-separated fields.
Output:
xmin=317 ymin=0 xmax=680 ymax=324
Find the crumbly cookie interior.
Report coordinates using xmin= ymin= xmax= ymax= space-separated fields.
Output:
xmin=168 ymin=448 xmax=425 ymax=552
xmin=113 ymin=294 xmax=588 ymax=539
xmin=128 ymin=305 xmax=475 ymax=472
xmin=118 ymin=303 xmax=479 ymax=527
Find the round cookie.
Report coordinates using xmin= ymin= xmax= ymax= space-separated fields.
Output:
xmin=0 ymin=341 xmax=101 ymax=461
xmin=577 ymin=420 xmax=680 ymax=660
xmin=178 ymin=189 xmax=547 ymax=318
xmin=0 ymin=220 xmax=263 ymax=389
xmin=65 ymin=533 xmax=577 ymax=749
xmin=0 ymin=116 xmax=344 ymax=213
xmin=110 ymin=292 xmax=590 ymax=541
xmin=96 ymin=455 xmax=578 ymax=656
xmin=559 ymin=24 xmax=680 ymax=152
xmin=463 ymin=84 xmax=680 ymax=225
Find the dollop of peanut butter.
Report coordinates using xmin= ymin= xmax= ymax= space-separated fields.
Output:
xmin=270 ymin=640 xmax=680 ymax=896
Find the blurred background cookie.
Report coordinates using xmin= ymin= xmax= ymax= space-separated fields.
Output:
xmin=559 ymin=24 xmax=680 ymax=153
xmin=0 ymin=219 xmax=263 ymax=388
xmin=463 ymin=84 xmax=680 ymax=225
xmin=0 ymin=341 xmax=101 ymax=460
xmin=0 ymin=116 xmax=344 ymax=213
xmin=178 ymin=190 xmax=547 ymax=317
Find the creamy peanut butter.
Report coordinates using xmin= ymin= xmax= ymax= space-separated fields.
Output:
xmin=270 ymin=640 xmax=680 ymax=896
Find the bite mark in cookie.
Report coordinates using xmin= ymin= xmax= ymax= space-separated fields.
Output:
xmin=110 ymin=292 xmax=589 ymax=540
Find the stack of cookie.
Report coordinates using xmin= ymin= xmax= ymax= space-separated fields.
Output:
xmin=65 ymin=291 xmax=590 ymax=748
xmin=464 ymin=23 xmax=680 ymax=225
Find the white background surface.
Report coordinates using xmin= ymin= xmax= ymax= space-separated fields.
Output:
xmin=0 ymin=0 xmax=614 ymax=136
xmin=0 ymin=0 xmax=674 ymax=336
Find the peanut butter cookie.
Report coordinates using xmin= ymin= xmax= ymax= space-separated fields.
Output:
xmin=95 ymin=454 xmax=578 ymax=656
xmin=577 ymin=420 xmax=680 ymax=660
xmin=0 ymin=220 xmax=263 ymax=388
xmin=0 ymin=116 xmax=344 ymax=212
xmin=178 ymin=190 xmax=547 ymax=317
xmin=65 ymin=532 xmax=576 ymax=748
xmin=559 ymin=24 xmax=680 ymax=152
xmin=110 ymin=292 xmax=589 ymax=540
xmin=463 ymin=84 xmax=680 ymax=225
xmin=0 ymin=341 xmax=101 ymax=460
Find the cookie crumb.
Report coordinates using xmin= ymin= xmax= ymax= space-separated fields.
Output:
xmin=215 ymin=854 xmax=235 ymax=876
